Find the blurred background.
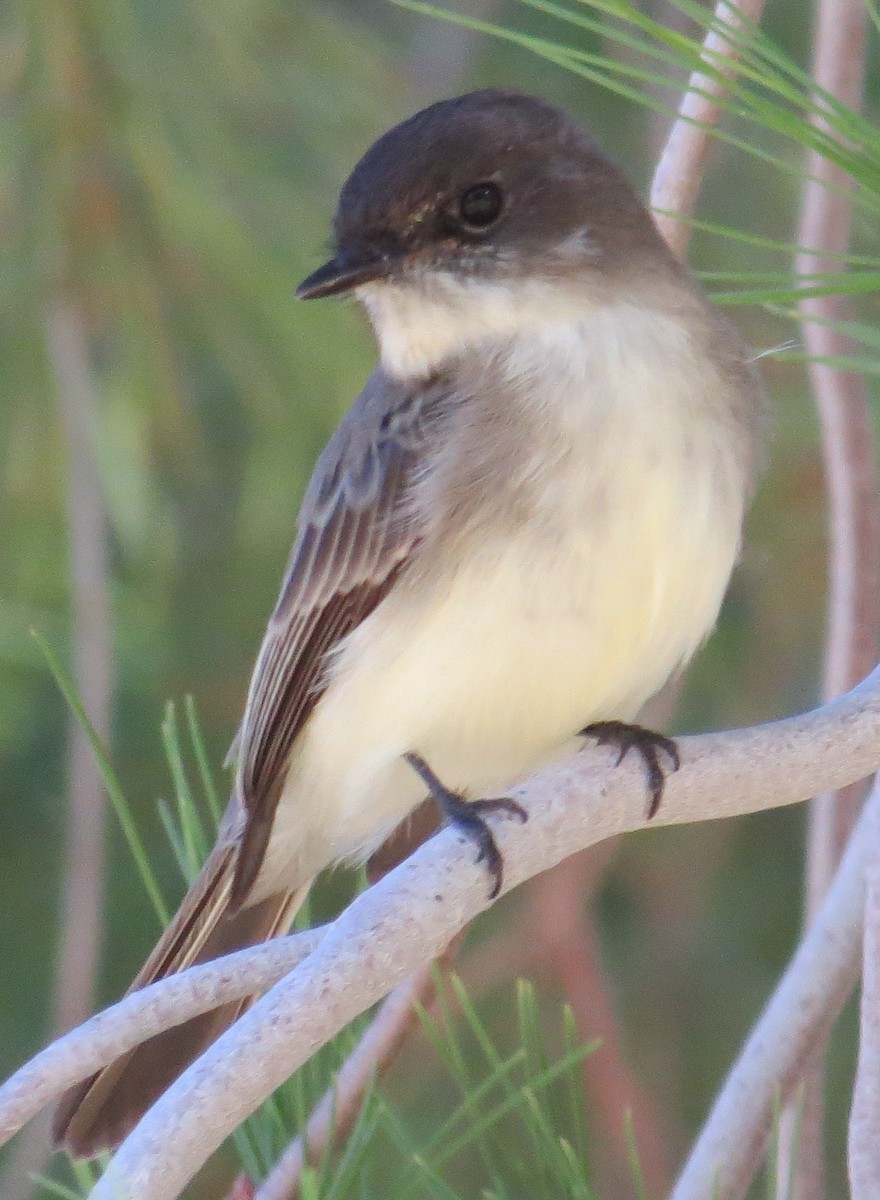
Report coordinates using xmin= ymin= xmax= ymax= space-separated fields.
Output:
xmin=1 ymin=0 xmax=879 ymax=1196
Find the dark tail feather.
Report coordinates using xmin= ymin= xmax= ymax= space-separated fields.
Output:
xmin=53 ymin=844 xmax=308 ymax=1158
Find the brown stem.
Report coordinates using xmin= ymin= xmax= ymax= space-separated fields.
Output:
xmin=224 ymin=1175 xmax=256 ymax=1200
xmin=0 ymin=305 xmax=112 ymax=1200
xmin=531 ymin=853 xmax=674 ymax=1199
xmin=779 ymin=0 xmax=875 ymax=1193
xmin=849 ymin=807 xmax=880 ymax=1197
xmin=673 ymin=777 xmax=878 ymax=1200
xmin=47 ymin=303 xmax=113 ymax=1042
xmin=650 ymin=0 xmax=768 ymax=257
xmin=798 ymin=0 xmax=876 ymax=899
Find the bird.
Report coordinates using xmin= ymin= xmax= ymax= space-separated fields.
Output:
xmin=53 ymin=87 xmax=768 ymax=1156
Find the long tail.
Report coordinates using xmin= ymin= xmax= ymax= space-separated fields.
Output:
xmin=52 ymin=843 xmax=310 ymax=1158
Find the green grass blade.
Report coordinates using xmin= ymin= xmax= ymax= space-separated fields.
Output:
xmin=32 ymin=630 xmax=169 ymax=924
xmin=156 ymin=797 xmax=196 ymax=884
xmin=31 ymin=1177 xmax=87 ymax=1200
xmin=654 ymin=212 xmax=879 ymax=267
xmin=161 ymin=699 xmax=208 ymax=875
xmin=185 ymin=693 xmax=223 ymax=824
xmin=624 ymin=1109 xmax=649 ymax=1200
xmin=562 ymin=1004 xmax=590 ymax=1166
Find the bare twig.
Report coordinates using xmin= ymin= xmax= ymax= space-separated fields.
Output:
xmin=459 ymin=838 xmax=674 ymax=1198
xmin=21 ymin=659 xmax=879 ymax=1200
xmin=775 ymin=0 xmax=875 ymax=1192
xmin=0 ymin=929 xmax=324 ymax=1146
xmin=672 ymin=774 xmax=879 ymax=1200
xmin=849 ymin=808 xmax=880 ymax=1198
xmin=531 ymin=853 xmax=674 ymax=1199
xmin=649 ymin=0 xmax=768 ymax=258
xmin=224 ymin=1176 xmax=256 ymax=1200
xmin=47 ymin=302 xmax=113 ymax=1044
xmin=0 ymin=305 xmax=114 ymax=1200
xmin=799 ymin=0 xmax=875 ymax=921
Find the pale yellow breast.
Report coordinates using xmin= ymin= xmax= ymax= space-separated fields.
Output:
xmin=254 ymin=302 xmax=750 ymax=893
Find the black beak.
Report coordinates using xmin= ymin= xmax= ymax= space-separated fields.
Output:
xmin=296 ymin=250 xmax=392 ymax=300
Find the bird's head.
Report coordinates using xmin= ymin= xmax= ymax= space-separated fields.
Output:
xmin=297 ymin=90 xmax=675 ymax=376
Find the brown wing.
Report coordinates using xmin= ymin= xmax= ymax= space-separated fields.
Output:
xmin=229 ymin=369 xmax=446 ymax=905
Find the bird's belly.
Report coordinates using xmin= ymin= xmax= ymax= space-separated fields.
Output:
xmin=255 ymin=461 xmax=742 ymax=892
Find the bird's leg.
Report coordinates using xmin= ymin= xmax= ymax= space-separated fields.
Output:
xmin=403 ymin=752 xmax=527 ymax=899
xmin=579 ymin=720 xmax=680 ymax=819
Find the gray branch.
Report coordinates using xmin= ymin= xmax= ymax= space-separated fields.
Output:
xmin=43 ymin=661 xmax=880 ymax=1200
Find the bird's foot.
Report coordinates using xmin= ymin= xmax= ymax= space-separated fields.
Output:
xmin=579 ymin=720 xmax=680 ymax=819
xmin=403 ymin=752 xmax=527 ymax=899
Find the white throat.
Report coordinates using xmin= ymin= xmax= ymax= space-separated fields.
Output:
xmin=358 ymin=272 xmax=612 ymax=379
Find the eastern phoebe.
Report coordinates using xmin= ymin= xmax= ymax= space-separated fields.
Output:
xmin=54 ymin=88 xmax=767 ymax=1155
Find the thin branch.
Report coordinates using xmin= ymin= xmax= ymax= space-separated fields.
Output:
xmin=47 ymin=659 xmax=880 ymax=1200
xmin=777 ymin=0 xmax=875 ymax=1191
xmin=671 ymin=774 xmax=879 ymax=1200
xmin=47 ymin=301 xmax=113 ymax=1043
xmin=455 ymin=838 xmax=674 ymax=1198
xmin=0 ymin=304 xmax=115 ymax=1200
xmin=849 ymin=813 xmax=880 ymax=1198
xmin=224 ymin=1177 xmax=256 ymax=1200
xmin=798 ymin=0 xmax=875 ymax=921
xmin=0 ymin=929 xmax=325 ymax=1146
xmin=530 ymin=852 xmax=674 ymax=1199
xmin=649 ymin=0 xmax=768 ymax=258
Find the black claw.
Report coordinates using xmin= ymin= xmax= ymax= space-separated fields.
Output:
xmin=471 ymin=796 xmax=529 ymax=824
xmin=580 ymin=721 xmax=680 ymax=819
xmin=404 ymin=752 xmax=527 ymax=899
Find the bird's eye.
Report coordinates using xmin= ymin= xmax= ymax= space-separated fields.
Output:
xmin=458 ymin=182 xmax=504 ymax=230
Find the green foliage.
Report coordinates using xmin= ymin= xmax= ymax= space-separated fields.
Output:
xmin=229 ymin=977 xmax=602 ymax=1200
xmin=33 ymin=631 xmax=169 ymax=923
xmin=0 ymin=0 xmax=396 ymax=850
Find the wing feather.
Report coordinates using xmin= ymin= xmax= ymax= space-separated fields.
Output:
xmin=229 ymin=370 xmax=445 ymax=904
